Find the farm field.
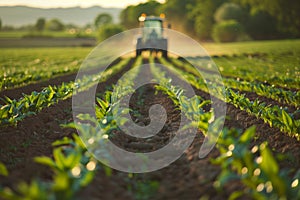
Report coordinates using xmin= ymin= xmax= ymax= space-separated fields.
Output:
xmin=0 ymin=31 xmax=96 ymax=39
xmin=0 ymin=39 xmax=299 ymax=199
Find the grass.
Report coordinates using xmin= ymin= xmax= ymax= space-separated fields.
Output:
xmin=0 ymin=47 xmax=92 ymax=76
xmin=0 ymin=31 xmax=96 ymax=38
xmin=201 ymin=39 xmax=300 ymax=89
xmin=202 ymin=39 xmax=300 ymax=56
xmin=0 ymin=39 xmax=298 ymax=89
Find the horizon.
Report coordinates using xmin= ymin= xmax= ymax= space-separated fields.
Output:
xmin=0 ymin=0 xmax=165 ymax=9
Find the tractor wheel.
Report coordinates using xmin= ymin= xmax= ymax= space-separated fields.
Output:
xmin=162 ymin=50 xmax=168 ymax=58
xmin=136 ymin=49 xmax=142 ymax=57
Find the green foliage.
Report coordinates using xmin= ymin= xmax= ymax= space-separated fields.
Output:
xmin=0 ymin=57 xmax=132 ymax=126
xmin=236 ymin=0 xmax=300 ymax=37
xmin=120 ymin=0 xmax=162 ymax=29
xmin=119 ymin=0 xmax=300 ymax=40
xmin=163 ymin=56 xmax=300 ymax=140
xmin=212 ymin=127 xmax=300 ymax=199
xmin=94 ymin=13 xmax=113 ymax=29
xmin=0 ymin=162 xmax=8 ymax=176
xmin=0 ymin=134 xmax=96 ymax=200
xmin=35 ymin=18 xmax=46 ymax=31
xmin=162 ymin=0 xmax=195 ymax=35
xmin=151 ymin=56 xmax=213 ymax=134
xmin=46 ymin=19 xmax=65 ymax=32
xmin=188 ymin=0 xmax=223 ymax=40
xmin=246 ymin=9 xmax=278 ymax=40
xmin=224 ymin=78 xmax=299 ymax=107
xmin=214 ymin=3 xmax=246 ymax=23
xmin=97 ymin=24 xmax=124 ymax=42
xmin=0 ymin=58 xmax=146 ymax=198
xmin=212 ymin=20 xmax=244 ymax=42
xmin=0 ymin=84 xmax=73 ymax=125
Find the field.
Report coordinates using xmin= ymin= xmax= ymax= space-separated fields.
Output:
xmin=0 ymin=39 xmax=299 ymax=199
xmin=0 ymin=31 xmax=97 ymax=48
xmin=0 ymin=31 xmax=96 ymax=39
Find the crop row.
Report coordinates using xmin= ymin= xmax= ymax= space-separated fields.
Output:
xmin=0 ymin=48 xmax=91 ymax=90
xmin=0 ymin=57 xmax=143 ymax=199
xmin=0 ymin=56 xmax=86 ymax=91
xmin=150 ymin=58 xmax=300 ymax=199
xmin=190 ymin=55 xmax=299 ymax=89
xmin=149 ymin=56 xmax=213 ymax=134
xmin=171 ymin=58 xmax=299 ymax=107
xmin=159 ymin=57 xmax=300 ymax=140
xmin=0 ymin=57 xmax=132 ymax=126
xmin=0 ymin=56 xmax=299 ymax=199
xmin=213 ymin=126 xmax=300 ymax=199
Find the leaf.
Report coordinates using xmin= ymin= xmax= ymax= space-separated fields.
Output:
xmin=53 ymin=173 xmax=69 ymax=190
xmin=64 ymin=152 xmax=81 ymax=169
xmin=240 ymin=126 xmax=256 ymax=143
xmin=0 ymin=162 xmax=8 ymax=176
xmin=229 ymin=191 xmax=244 ymax=200
xmin=34 ymin=156 xmax=56 ymax=169
xmin=80 ymin=171 xmax=95 ymax=187
xmin=53 ymin=148 xmax=66 ymax=170
xmin=52 ymin=137 xmax=73 ymax=147
xmin=259 ymin=143 xmax=278 ymax=175
xmin=282 ymin=109 xmax=293 ymax=129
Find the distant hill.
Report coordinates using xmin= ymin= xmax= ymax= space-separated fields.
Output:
xmin=0 ymin=6 xmax=121 ymax=27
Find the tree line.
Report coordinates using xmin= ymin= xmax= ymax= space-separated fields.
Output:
xmin=120 ymin=0 xmax=300 ymax=42
xmin=1 ymin=0 xmax=298 ymax=42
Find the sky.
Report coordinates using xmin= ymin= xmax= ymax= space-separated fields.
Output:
xmin=0 ymin=0 xmax=165 ymax=8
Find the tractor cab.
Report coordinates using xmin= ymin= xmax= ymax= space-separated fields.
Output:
xmin=136 ymin=14 xmax=168 ymax=58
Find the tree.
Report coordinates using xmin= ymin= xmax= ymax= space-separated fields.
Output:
xmin=46 ymin=19 xmax=64 ymax=31
xmin=234 ymin=0 xmax=300 ymax=37
xmin=97 ymin=24 xmax=124 ymax=42
xmin=120 ymin=1 xmax=162 ymax=29
xmin=94 ymin=13 xmax=113 ymax=29
xmin=214 ymin=3 xmax=247 ymax=23
xmin=189 ymin=0 xmax=224 ymax=40
xmin=212 ymin=20 xmax=244 ymax=42
xmin=35 ymin=18 xmax=46 ymax=31
xmin=162 ymin=0 xmax=196 ymax=36
xmin=246 ymin=9 xmax=277 ymax=40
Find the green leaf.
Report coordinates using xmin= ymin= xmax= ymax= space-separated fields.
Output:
xmin=34 ymin=156 xmax=56 ymax=169
xmin=53 ymin=173 xmax=69 ymax=190
xmin=0 ymin=162 xmax=8 ymax=176
xmin=240 ymin=126 xmax=256 ymax=143
xmin=64 ymin=152 xmax=81 ymax=169
xmin=52 ymin=137 xmax=73 ymax=147
xmin=282 ymin=109 xmax=293 ymax=128
xmin=80 ymin=171 xmax=95 ymax=187
xmin=259 ymin=143 xmax=278 ymax=175
xmin=53 ymin=148 xmax=66 ymax=170
xmin=229 ymin=191 xmax=244 ymax=200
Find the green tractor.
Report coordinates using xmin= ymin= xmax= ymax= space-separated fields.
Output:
xmin=136 ymin=14 xmax=168 ymax=58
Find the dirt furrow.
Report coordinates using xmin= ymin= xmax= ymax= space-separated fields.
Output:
xmin=170 ymin=57 xmax=298 ymax=111
xmin=158 ymin=59 xmax=300 ymax=168
xmin=0 ymin=58 xmax=133 ymax=189
xmin=79 ymin=60 xmax=226 ymax=199
xmin=1 ymin=57 xmax=298 ymax=200
xmin=0 ymin=58 xmax=122 ymax=100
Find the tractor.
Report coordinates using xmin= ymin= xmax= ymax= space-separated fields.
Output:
xmin=136 ymin=14 xmax=168 ymax=58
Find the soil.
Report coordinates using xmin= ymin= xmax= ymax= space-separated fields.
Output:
xmin=0 ymin=57 xmax=299 ymax=200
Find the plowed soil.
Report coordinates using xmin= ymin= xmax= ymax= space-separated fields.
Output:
xmin=0 ymin=57 xmax=299 ymax=200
